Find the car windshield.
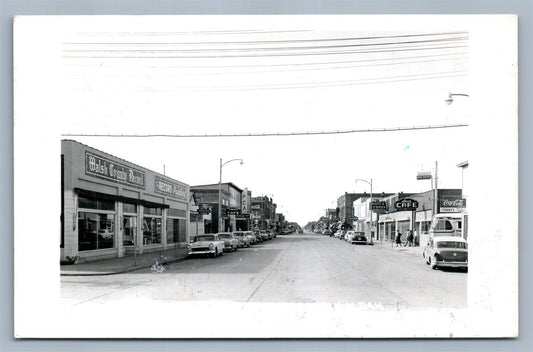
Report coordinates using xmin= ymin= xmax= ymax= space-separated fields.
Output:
xmin=218 ymin=234 xmax=231 ymax=239
xmin=437 ymin=241 xmax=467 ymax=249
xmin=234 ymin=233 xmax=244 ymax=237
xmin=195 ymin=235 xmax=215 ymax=241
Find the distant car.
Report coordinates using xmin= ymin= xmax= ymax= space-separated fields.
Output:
xmin=346 ymin=231 xmax=368 ymax=245
xmin=334 ymin=230 xmax=345 ymax=240
xmin=188 ymin=234 xmax=225 ymax=258
xmin=232 ymin=231 xmax=251 ymax=248
xmin=423 ymin=236 xmax=468 ymax=270
xmin=217 ymin=232 xmax=239 ymax=252
xmin=253 ymin=230 xmax=264 ymax=243
xmin=259 ymin=230 xmax=271 ymax=241
xmin=243 ymin=231 xmax=257 ymax=244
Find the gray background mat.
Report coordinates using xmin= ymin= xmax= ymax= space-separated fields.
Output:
xmin=2 ymin=0 xmax=531 ymax=351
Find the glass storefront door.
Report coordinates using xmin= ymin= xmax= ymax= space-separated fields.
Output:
xmin=122 ymin=216 xmax=137 ymax=247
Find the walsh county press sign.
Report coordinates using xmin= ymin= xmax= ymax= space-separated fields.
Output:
xmin=85 ymin=152 xmax=145 ymax=188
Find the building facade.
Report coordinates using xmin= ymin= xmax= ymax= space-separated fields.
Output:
xmin=61 ymin=140 xmax=190 ymax=263
xmin=251 ymin=196 xmax=275 ymax=230
xmin=190 ymin=182 xmax=243 ymax=233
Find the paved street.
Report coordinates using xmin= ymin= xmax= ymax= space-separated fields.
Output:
xmin=61 ymin=233 xmax=466 ymax=309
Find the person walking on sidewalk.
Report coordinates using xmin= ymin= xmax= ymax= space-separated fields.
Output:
xmin=395 ymin=231 xmax=402 ymax=247
xmin=407 ymin=230 xmax=414 ymax=247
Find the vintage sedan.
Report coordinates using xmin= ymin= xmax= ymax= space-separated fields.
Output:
xmin=346 ymin=231 xmax=368 ymax=245
xmin=252 ymin=230 xmax=264 ymax=243
xmin=232 ymin=231 xmax=251 ymax=248
xmin=334 ymin=230 xmax=345 ymax=240
xmin=217 ymin=232 xmax=240 ymax=252
xmin=244 ymin=231 xmax=258 ymax=244
xmin=187 ymin=234 xmax=225 ymax=258
xmin=423 ymin=236 xmax=468 ymax=270
xmin=258 ymin=230 xmax=271 ymax=241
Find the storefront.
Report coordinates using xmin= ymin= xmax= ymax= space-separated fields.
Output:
xmin=61 ymin=140 xmax=190 ymax=263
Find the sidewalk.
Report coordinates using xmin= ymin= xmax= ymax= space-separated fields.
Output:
xmin=372 ymin=240 xmax=425 ymax=257
xmin=60 ymin=247 xmax=189 ymax=276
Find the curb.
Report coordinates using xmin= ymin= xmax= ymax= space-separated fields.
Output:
xmin=60 ymin=256 xmax=188 ymax=277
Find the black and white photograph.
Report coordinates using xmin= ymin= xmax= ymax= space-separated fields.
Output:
xmin=13 ymin=15 xmax=517 ymax=338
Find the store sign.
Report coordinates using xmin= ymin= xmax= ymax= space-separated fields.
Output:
xmin=226 ymin=208 xmax=242 ymax=215
xmin=197 ymin=203 xmax=211 ymax=215
xmin=251 ymin=204 xmax=261 ymax=210
xmin=371 ymin=201 xmax=388 ymax=210
xmin=85 ymin=152 xmax=145 ymax=187
xmin=394 ymin=198 xmax=419 ymax=211
xmin=236 ymin=214 xmax=251 ymax=219
xmin=440 ymin=198 xmax=466 ymax=213
xmin=416 ymin=171 xmax=432 ymax=180
xmin=154 ymin=176 xmax=187 ymax=199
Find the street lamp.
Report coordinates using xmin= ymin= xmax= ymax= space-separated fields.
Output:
xmin=219 ymin=158 xmax=243 ymax=232
xmin=355 ymin=178 xmax=373 ymax=244
xmin=445 ymin=92 xmax=469 ymax=105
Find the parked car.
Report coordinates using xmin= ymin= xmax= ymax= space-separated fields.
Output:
xmin=217 ymin=232 xmax=240 ymax=252
xmin=346 ymin=231 xmax=368 ymax=245
xmin=259 ymin=230 xmax=271 ymax=241
xmin=244 ymin=231 xmax=257 ymax=244
xmin=187 ymin=234 xmax=225 ymax=258
xmin=252 ymin=230 xmax=264 ymax=243
xmin=232 ymin=231 xmax=251 ymax=248
xmin=423 ymin=236 xmax=468 ymax=270
xmin=334 ymin=230 xmax=345 ymax=240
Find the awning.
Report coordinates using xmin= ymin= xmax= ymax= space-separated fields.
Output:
xmin=75 ymin=189 xmax=170 ymax=209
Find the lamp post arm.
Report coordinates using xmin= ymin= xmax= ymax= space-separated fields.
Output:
xmin=222 ymin=158 xmax=244 ymax=167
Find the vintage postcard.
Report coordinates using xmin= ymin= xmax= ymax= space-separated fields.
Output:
xmin=13 ymin=15 xmax=517 ymax=338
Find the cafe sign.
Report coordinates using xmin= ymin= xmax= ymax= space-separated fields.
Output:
xmin=86 ymin=152 xmax=145 ymax=188
xmin=394 ymin=198 xmax=419 ymax=211
xmin=155 ymin=176 xmax=187 ymax=199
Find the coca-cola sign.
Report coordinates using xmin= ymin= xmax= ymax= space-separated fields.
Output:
xmin=441 ymin=199 xmax=466 ymax=207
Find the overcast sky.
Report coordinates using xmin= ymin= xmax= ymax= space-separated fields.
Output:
xmin=51 ymin=17 xmax=470 ymax=225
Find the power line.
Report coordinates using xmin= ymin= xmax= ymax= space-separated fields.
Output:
xmin=62 ymin=123 xmax=468 ymax=138
xmin=62 ymin=36 xmax=467 ymax=54
xmin=130 ymin=56 xmax=468 ymax=76
xmin=65 ymin=51 xmax=468 ymax=69
xmin=146 ymin=70 xmax=467 ymax=91
xmin=63 ymin=31 xmax=468 ymax=46
xmin=62 ymin=44 xmax=468 ymax=59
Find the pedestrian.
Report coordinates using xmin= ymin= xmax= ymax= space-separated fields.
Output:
xmin=395 ymin=231 xmax=402 ymax=247
xmin=407 ymin=230 xmax=414 ymax=247
xmin=414 ymin=230 xmax=419 ymax=246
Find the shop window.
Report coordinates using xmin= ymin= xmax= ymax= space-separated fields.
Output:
xmin=143 ymin=217 xmax=162 ymax=245
xmin=78 ymin=212 xmax=115 ymax=251
xmin=144 ymin=207 xmax=162 ymax=216
xmin=78 ymin=195 xmax=114 ymax=211
xmin=123 ymin=203 xmax=137 ymax=214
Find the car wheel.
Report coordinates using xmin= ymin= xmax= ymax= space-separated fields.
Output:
xmin=212 ymin=249 xmax=218 ymax=258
